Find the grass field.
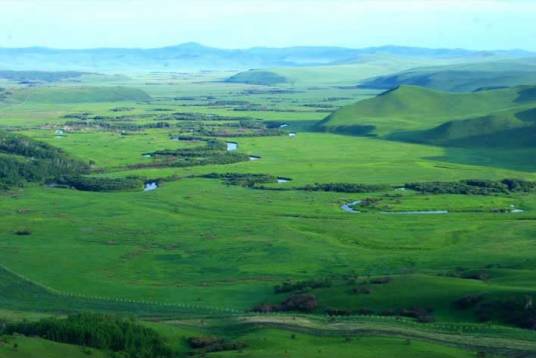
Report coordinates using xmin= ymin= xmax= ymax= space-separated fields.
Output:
xmin=2 ymin=67 xmax=536 ymax=357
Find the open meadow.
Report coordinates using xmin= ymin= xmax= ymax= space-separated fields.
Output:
xmin=2 ymin=62 xmax=536 ymax=357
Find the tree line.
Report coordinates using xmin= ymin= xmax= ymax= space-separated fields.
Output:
xmin=0 ymin=130 xmax=89 ymax=189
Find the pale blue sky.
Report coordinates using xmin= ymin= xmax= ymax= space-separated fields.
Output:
xmin=1 ymin=0 xmax=535 ymax=50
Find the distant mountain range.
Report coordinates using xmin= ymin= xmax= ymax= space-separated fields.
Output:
xmin=0 ymin=42 xmax=533 ymax=72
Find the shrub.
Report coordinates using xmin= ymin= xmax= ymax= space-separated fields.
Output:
xmin=187 ymin=336 xmax=247 ymax=353
xmin=252 ymin=294 xmax=318 ymax=313
xmin=405 ymin=178 xmax=536 ymax=195
xmin=352 ymin=286 xmax=372 ymax=294
xmin=326 ymin=308 xmax=352 ymax=316
xmin=281 ymin=294 xmax=318 ymax=312
xmin=300 ymin=183 xmax=389 ymax=193
xmin=5 ymin=313 xmax=174 ymax=358
xmin=369 ymin=277 xmax=391 ymax=285
xmin=274 ymin=278 xmax=332 ymax=294
xmin=475 ymin=296 xmax=536 ymax=329
xmin=60 ymin=176 xmax=144 ymax=192
xmin=14 ymin=228 xmax=32 ymax=236
xmin=453 ymin=295 xmax=484 ymax=309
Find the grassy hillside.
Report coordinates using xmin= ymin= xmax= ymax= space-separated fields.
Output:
xmin=0 ymin=336 xmax=107 ymax=358
xmin=225 ymin=70 xmax=288 ymax=85
xmin=358 ymin=57 xmax=536 ymax=92
xmin=9 ymin=86 xmax=151 ymax=103
xmin=320 ymin=85 xmax=536 ymax=146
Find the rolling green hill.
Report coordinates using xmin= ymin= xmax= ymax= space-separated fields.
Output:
xmin=10 ymin=86 xmax=151 ymax=103
xmin=358 ymin=58 xmax=536 ymax=92
xmin=225 ymin=70 xmax=289 ymax=85
xmin=319 ymin=85 xmax=536 ymax=147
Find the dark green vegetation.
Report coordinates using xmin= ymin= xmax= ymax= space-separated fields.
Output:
xmin=136 ymin=139 xmax=250 ymax=169
xmin=3 ymin=314 xmax=174 ymax=358
xmin=359 ymin=57 xmax=536 ymax=92
xmin=0 ymin=70 xmax=90 ymax=83
xmin=225 ymin=70 xmax=289 ymax=85
xmin=8 ymin=86 xmax=151 ymax=103
xmin=405 ymin=178 xmax=536 ymax=195
xmin=0 ymin=131 xmax=89 ymax=189
xmin=1 ymin=55 xmax=536 ymax=357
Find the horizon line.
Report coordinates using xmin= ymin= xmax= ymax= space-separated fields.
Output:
xmin=0 ymin=42 xmax=534 ymax=53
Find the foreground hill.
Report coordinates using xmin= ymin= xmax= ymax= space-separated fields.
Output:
xmin=319 ymin=85 xmax=536 ymax=147
xmin=358 ymin=58 xmax=536 ymax=92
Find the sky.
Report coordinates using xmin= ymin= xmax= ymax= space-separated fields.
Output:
xmin=1 ymin=0 xmax=535 ymax=51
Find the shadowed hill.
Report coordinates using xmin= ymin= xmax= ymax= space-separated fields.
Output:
xmin=320 ymin=85 xmax=536 ymax=147
xmin=358 ymin=58 xmax=536 ymax=92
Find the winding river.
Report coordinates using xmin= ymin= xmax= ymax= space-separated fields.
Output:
xmin=226 ymin=142 xmax=238 ymax=151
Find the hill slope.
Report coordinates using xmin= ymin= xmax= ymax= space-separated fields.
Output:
xmin=225 ymin=70 xmax=288 ymax=85
xmin=320 ymin=85 xmax=536 ymax=147
xmin=358 ymin=58 xmax=536 ymax=92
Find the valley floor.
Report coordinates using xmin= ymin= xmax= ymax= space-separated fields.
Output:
xmin=1 ymin=70 xmax=536 ymax=357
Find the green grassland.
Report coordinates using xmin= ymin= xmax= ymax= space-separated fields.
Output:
xmin=6 ymin=86 xmax=151 ymax=103
xmin=2 ymin=66 xmax=536 ymax=357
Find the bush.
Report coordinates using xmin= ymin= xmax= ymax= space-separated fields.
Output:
xmin=405 ymin=179 xmax=536 ymax=195
xmin=60 ymin=176 xmax=144 ymax=192
xmin=281 ymin=294 xmax=318 ymax=312
xmin=475 ymin=296 xmax=536 ymax=329
xmin=453 ymin=295 xmax=484 ymax=310
xmin=352 ymin=286 xmax=372 ymax=294
xmin=131 ymin=140 xmax=250 ymax=170
xmin=369 ymin=277 xmax=391 ymax=285
xmin=252 ymin=294 xmax=318 ymax=313
xmin=5 ymin=313 xmax=174 ymax=358
xmin=0 ymin=131 xmax=90 ymax=189
xmin=300 ymin=183 xmax=388 ymax=193
xmin=274 ymin=278 xmax=332 ymax=294
xmin=14 ymin=228 xmax=32 ymax=236
xmin=326 ymin=308 xmax=352 ymax=316
xmin=203 ymin=172 xmax=276 ymax=187
xmin=187 ymin=336 xmax=247 ymax=353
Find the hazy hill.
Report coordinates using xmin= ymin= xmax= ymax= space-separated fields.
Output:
xmin=358 ymin=58 xmax=536 ymax=92
xmin=7 ymin=86 xmax=151 ymax=103
xmin=319 ymin=85 xmax=536 ymax=147
xmin=0 ymin=70 xmax=92 ymax=83
xmin=224 ymin=70 xmax=288 ymax=85
xmin=0 ymin=43 xmax=532 ymax=72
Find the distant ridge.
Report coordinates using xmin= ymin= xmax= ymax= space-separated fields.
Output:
xmin=358 ymin=57 xmax=536 ymax=92
xmin=0 ymin=43 xmax=533 ymax=72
